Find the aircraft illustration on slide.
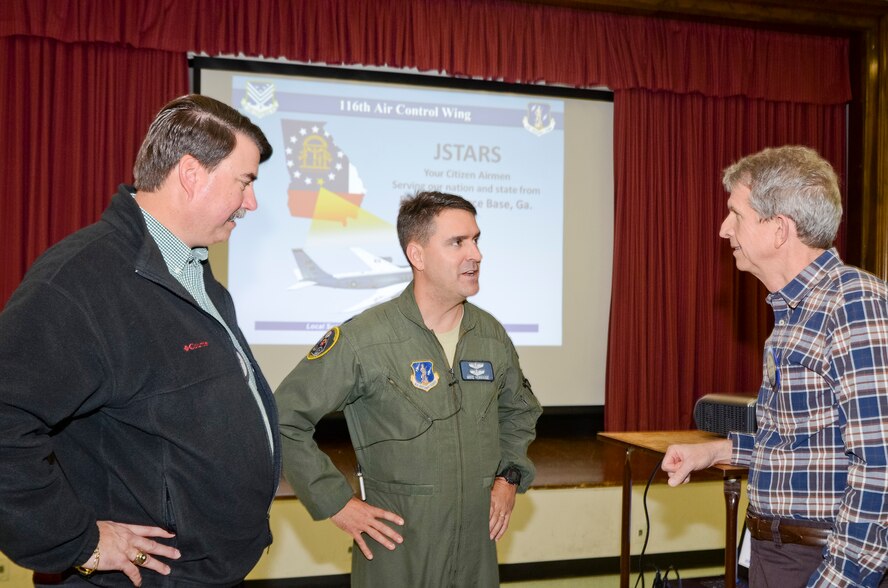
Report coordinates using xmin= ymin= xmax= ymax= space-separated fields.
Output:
xmin=289 ymin=247 xmax=412 ymax=312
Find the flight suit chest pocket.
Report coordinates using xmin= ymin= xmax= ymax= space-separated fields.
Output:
xmin=346 ymin=375 xmax=437 ymax=449
xmin=457 ymin=360 xmax=499 ymax=421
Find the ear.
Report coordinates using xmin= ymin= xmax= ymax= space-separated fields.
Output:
xmin=177 ymin=154 xmax=204 ymax=199
xmin=406 ymin=242 xmax=424 ymax=271
xmin=773 ymin=215 xmax=794 ymax=248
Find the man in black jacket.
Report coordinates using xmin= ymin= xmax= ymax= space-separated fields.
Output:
xmin=0 ymin=95 xmax=281 ymax=586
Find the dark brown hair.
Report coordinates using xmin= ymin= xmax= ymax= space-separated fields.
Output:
xmin=133 ymin=94 xmax=272 ymax=191
xmin=396 ymin=191 xmax=477 ymax=256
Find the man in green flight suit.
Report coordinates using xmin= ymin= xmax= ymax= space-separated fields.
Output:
xmin=275 ymin=191 xmax=543 ymax=587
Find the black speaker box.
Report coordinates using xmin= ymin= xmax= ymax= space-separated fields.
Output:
xmin=693 ymin=393 xmax=757 ymax=436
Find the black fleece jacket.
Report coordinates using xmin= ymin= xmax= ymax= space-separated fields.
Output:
xmin=0 ymin=185 xmax=281 ymax=586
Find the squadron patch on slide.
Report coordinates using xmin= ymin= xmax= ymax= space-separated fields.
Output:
xmin=410 ymin=360 xmax=439 ymax=391
xmin=522 ymin=102 xmax=556 ymax=137
xmin=459 ymin=360 xmax=494 ymax=381
xmin=307 ymin=327 xmax=340 ymax=360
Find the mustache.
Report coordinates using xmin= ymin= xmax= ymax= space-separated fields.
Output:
xmin=227 ymin=209 xmax=247 ymax=222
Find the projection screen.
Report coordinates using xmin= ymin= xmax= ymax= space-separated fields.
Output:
xmin=194 ymin=57 xmax=613 ymax=407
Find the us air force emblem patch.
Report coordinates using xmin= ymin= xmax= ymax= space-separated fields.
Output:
xmin=410 ymin=360 xmax=438 ymax=391
xmin=459 ymin=360 xmax=494 ymax=381
xmin=307 ymin=327 xmax=340 ymax=360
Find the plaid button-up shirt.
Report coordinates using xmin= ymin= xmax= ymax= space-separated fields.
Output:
xmin=730 ymin=248 xmax=888 ymax=587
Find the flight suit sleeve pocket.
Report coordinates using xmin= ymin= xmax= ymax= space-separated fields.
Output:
xmin=518 ymin=377 xmax=541 ymax=410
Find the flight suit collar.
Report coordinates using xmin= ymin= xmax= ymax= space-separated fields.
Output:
xmin=396 ymin=281 xmax=478 ymax=336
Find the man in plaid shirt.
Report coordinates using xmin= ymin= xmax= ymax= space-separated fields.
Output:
xmin=662 ymin=146 xmax=888 ymax=587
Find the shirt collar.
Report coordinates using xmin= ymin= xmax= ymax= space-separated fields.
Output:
xmin=768 ymin=247 xmax=841 ymax=310
xmin=138 ymin=205 xmax=208 ymax=277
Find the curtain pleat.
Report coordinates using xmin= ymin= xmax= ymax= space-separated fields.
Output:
xmin=1 ymin=0 xmax=849 ymax=103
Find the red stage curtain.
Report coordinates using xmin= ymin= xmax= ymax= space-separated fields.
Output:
xmin=1 ymin=0 xmax=851 ymax=431
xmin=1 ymin=0 xmax=849 ymax=103
xmin=0 ymin=36 xmax=188 ymax=305
xmin=606 ymin=89 xmax=847 ymax=430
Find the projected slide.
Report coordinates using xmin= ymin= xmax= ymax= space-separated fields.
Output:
xmin=226 ymin=75 xmax=564 ymax=346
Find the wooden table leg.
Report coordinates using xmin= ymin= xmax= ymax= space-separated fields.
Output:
xmin=620 ymin=447 xmax=633 ymax=588
xmin=723 ymin=476 xmax=740 ymax=588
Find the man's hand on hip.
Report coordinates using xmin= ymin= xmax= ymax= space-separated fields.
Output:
xmin=331 ymin=497 xmax=404 ymax=560
xmin=81 ymin=520 xmax=180 ymax=586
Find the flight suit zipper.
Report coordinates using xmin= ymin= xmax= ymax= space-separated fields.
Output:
xmin=432 ymin=327 xmax=466 ymax=587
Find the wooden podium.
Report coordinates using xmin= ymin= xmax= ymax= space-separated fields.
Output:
xmin=598 ymin=431 xmax=747 ymax=588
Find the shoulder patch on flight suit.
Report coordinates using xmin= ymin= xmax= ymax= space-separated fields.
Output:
xmin=459 ymin=360 xmax=494 ymax=381
xmin=410 ymin=360 xmax=439 ymax=391
xmin=307 ymin=327 xmax=340 ymax=360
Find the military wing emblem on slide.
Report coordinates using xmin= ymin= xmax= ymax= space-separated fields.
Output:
xmin=289 ymin=247 xmax=412 ymax=313
xmin=241 ymin=81 xmax=278 ymax=118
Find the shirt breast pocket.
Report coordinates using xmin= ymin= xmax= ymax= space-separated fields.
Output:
xmin=774 ymin=355 xmax=836 ymax=433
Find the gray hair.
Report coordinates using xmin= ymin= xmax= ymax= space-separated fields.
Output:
xmin=722 ymin=146 xmax=842 ymax=249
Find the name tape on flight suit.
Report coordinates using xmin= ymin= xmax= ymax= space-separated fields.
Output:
xmin=459 ymin=360 xmax=494 ymax=381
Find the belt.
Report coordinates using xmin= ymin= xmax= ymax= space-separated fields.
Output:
xmin=746 ymin=511 xmax=832 ymax=547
